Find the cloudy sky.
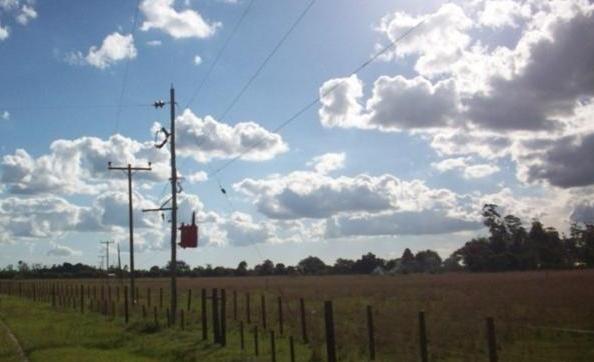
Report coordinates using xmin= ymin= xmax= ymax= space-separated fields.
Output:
xmin=1 ymin=0 xmax=593 ymax=269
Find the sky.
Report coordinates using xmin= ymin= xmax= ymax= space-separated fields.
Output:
xmin=1 ymin=0 xmax=594 ymax=270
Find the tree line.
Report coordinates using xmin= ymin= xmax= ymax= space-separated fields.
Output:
xmin=1 ymin=204 xmax=593 ymax=279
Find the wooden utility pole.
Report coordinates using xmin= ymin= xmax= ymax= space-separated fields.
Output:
xmin=117 ymin=243 xmax=123 ymax=280
xmin=100 ymin=240 xmax=114 ymax=272
xmin=108 ymin=161 xmax=152 ymax=304
xmin=143 ymin=85 xmax=179 ymax=323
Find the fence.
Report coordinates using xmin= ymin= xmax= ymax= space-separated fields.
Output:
xmin=0 ymin=279 xmax=589 ymax=361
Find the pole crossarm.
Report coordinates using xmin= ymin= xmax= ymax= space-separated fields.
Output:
xmin=142 ymin=207 xmax=173 ymax=213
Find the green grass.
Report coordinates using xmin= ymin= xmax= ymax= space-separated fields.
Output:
xmin=0 ymin=296 xmax=312 ymax=362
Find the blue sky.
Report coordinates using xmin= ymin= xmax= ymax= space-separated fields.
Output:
xmin=1 ymin=0 xmax=594 ymax=270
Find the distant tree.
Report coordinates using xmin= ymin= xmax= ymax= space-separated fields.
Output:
xmin=353 ymin=253 xmax=385 ymax=274
xmin=274 ymin=263 xmax=287 ymax=275
xmin=333 ymin=258 xmax=355 ymax=274
xmin=298 ymin=256 xmax=327 ymax=275
xmin=415 ymin=250 xmax=442 ymax=273
xmin=236 ymin=261 xmax=248 ymax=276
xmin=255 ymin=259 xmax=274 ymax=276
xmin=400 ymin=248 xmax=416 ymax=273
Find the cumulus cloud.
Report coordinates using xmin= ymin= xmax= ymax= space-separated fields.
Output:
xmin=1 ymin=110 xmax=9 ymax=120
xmin=326 ymin=210 xmax=481 ymax=238
xmin=0 ymin=134 xmax=169 ymax=195
xmin=193 ymin=54 xmax=202 ymax=65
xmin=376 ymin=3 xmax=473 ymax=75
xmin=71 ymin=32 xmax=137 ymax=69
xmin=47 ymin=242 xmax=81 ymax=257
xmin=234 ymin=153 xmax=464 ymax=220
xmin=319 ymin=75 xmax=459 ymax=131
xmin=0 ymin=1 xmax=37 ymax=41
xmin=186 ymin=171 xmax=208 ymax=183
xmin=432 ymin=157 xmax=500 ymax=179
xmin=307 ymin=152 xmax=345 ymax=174
xmin=140 ymin=0 xmax=220 ymax=39
xmin=167 ymin=109 xmax=288 ymax=163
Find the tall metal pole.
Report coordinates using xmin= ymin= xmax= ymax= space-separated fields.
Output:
xmin=117 ymin=243 xmax=122 ymax=280
xmin=100 ymin=240 xmax=114 ymax=272
xmin=169 ymin=85 xmax=178 ymax=324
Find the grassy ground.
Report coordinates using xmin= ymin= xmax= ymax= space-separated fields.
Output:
xmin=2 ymin=271 xmax=594 ymax=361
xmin=0 ymin=296 xmax=311 ymax=362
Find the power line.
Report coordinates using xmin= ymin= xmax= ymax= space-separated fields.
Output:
xmin=113 ymin=0 xmax=143 ymax=135
xmin=0 ymin=104 xmax=151 ymax=111
xmin=184 ymin=0 xmax=256 ymax=110
xmin=210 ymin=19 xmax=426 ymax=177
xmin=216 ymin=0 xmax=316 ymax=122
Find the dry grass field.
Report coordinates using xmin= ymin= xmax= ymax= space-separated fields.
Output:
xmin=2 ymin=270 xmax=594 ymax=361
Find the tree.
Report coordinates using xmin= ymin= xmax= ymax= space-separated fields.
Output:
xmin=333 ymin=258 xmax=355 ymax=274
xmin=400 ymin=248 xmax=417 ymax=273
xmin=298 ymin=256 xmax=327 ymax=275
xmin=352 ymin=253 xmax=385 ymax=274
xmin=255 ymin=259 xmax=274 ymax=276
xmin=415 ymin=250 xmax=442 ymax=273
xmin=274 ymin=263 xmax=287 ymax=275
xmin=236 ymin=261 xmax=248 ymax=276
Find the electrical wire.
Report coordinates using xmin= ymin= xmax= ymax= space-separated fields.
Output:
xmin=216 ymin=0 xmax=316 ymax=122
xmin=113 ymin=0 xmax=143 ymax=135
xmin=184 ymin=0 xmax=256 ymax=110
xmin=0 ymin=104 xmax=151 ymax=110
xmin=210 ymin=18 xmax=426 ymax=177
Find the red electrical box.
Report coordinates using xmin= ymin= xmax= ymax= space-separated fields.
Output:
xmin=179 ymin=211 xmax=198 ymax=248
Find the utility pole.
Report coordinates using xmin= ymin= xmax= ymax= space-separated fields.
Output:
xmin=143 ymin=85 xmax=179 ymax=323
xmin=100 ymin=240 xmax=114 ymax=273
xmin=108 ymin=161 xmax=152 ymax=303
xmin=117 ymin=243 xmax=123 ymax=281
xmin=98 ymin=255 xmax=105 ymax=271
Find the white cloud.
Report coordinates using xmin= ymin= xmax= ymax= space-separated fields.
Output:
xmin=376 ymin=3 xmax=473 ymax=75
xmin=0 ymin=134 xmax=169 ymax=195
xmin=84 ymin=32 xmax=137 ymax=69
xmin=477 ymin=0 xmax=524 ymax=28
xmin=307 ymin=152 xmax=345 ymax=174
xmin=1 ymin=111 xmax=9 ymax=120
xmin=140 ymin=0 xmax=220 ymax=39
xmin=167 ymin=109 xmax=288 ymax=163
xmin=47 ymin=242 xmax=81 ymax=257
xmin=186 ymin=171 xmax=208 ymax=183
xmin=234 ymin=154 xmax=464 ymax=220
xmin=15 ymin=4 xmax=36 ymax=25
xmin=431 ymin=157 xmax=500 ymax=179
xmin=0 ymin=22 xmax=8 ymax=41
xmin=193 ymin=54 xmax=202 ymax=65
xmin=146 ymin=40 xmax=162 ymax=46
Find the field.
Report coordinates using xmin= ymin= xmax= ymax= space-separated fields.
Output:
xmin=1 ymin=270 xmax=594 ymax=361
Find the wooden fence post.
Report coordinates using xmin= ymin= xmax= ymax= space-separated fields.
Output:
xmin=154 ymin=306 xmax=159 ymax=326
xmin=233 ymin=290 xmax=237 ymax=321
xmin=124 ymin=286 xmax=129 ymax=324
xmin=277 ymin=296 xmax=284 ymax=335
xmin=289 ymin=336 xmax=296 ymax=362
xmin=201 ymin=288 xmax=208 ymax=340
xmin=270 ymin=330 xmax=276 ymax=362
xmin=246 ymin=292 xmax=251 ymax=324
xmin=187 ymin=289 xmax=192 ymax=311
xmin=240 ymin=321 xmax=245 ymax=350
xmin=166 ymin=308 xmax=171 ymax=327
xmin=261 ymin=295 xmax=267 ymax=329
xmin=212 ymin=288 xmax=220 ymax=344
xmin=367 ymin=305 xmax=376 ymax=360
xmin=324 ymin=300 xmax=337 ymax=362
xmin=142 ymin=305 xmax=147 ymax=320
xmin=254 ymin=325 xmax=259 ymax=356
xmin=221 ymin=289 xmax=227 ymax=346
xmin=486 ymin=317 xmax=498 ymax=362
xmin=159 ymin=287 xmax=163 ymax=310
xmin=147 ymin=288 xmax=151 ymax=307
xmin=419 ymin=311 xmax=428 ymax=362
xmin=300 ymin=298 xmax=308 ymax=343
xmin=80 ymin=285 xmax=85 ymax=313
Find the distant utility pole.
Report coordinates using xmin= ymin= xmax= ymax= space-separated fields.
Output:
xmin=100 ymin=240 xmax=114 ymax=272
xmin=108 ymin=161 xmax=152 ymax=303
xmin=98 ymin=255 xmax=105 ymax=271
xmin=143 ymin=85 xmax=179 ymax=323
xmin=117 ymin=243 xmax=123 ymax=281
